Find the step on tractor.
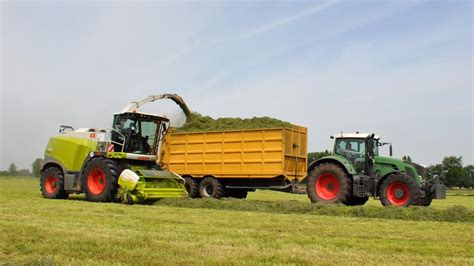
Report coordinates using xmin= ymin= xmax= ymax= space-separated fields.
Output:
xmin=40 ymin=94 xmax=190 ymax=203
xmin=305 ymin=133 xmax=446 ymax=206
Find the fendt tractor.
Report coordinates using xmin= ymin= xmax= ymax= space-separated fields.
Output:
xmin=305 ymin=133 xmax=446 ymax=206
xmin=40 ymin=94 xmax=191 ymax=203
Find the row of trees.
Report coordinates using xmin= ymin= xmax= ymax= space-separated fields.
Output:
xmin=307 ymin=152 xmax=473 ymax=188
xmin=0 ymin=159 xmax=43 ymax=177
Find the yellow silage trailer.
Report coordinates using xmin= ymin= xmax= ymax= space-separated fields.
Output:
xmin=160 ymin=126 xmax=307 ymax=198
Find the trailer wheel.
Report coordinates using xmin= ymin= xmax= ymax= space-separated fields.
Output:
xmin=307 ymin=162 xmax=351 ymax=204
xmin=379 ymin=173 xmax=420 ymax=207
xmin=225 ymin=189 xmax=248 ymax=199
xmin=344 ymin=196 xmax=369 ymax=206
xmin=82 ymin=157 xmax=119 ymax=202
xmin=40 ymin=167 xmax=69 ymax=199
xmin=184 ymin=177 xmax=200 ymax=198
xmin=199 ymin=177 xmax=225 ymax=199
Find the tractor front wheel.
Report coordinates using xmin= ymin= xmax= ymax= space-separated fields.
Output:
xmin=379 ymin=173 xmax=419 ymax=207
xmin=307 ymin=162 xmax=351 ymax=204
xmin=40 ymin=167 xmax=69 ymax=199
xmin=199 ymin=177 xmax=225 ymax=199
xmin=82 ymin=157 xmax=119 ymax=202
xmin=184 ymin=177 xmax=200 ymax=198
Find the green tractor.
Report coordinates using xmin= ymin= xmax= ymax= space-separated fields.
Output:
xmin=305 ymin=133 xmax=446 ymax=206
xmin=40 ymin=94 xmax=190 ymax=203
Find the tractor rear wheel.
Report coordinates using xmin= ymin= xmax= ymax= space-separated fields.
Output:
xmin=184 ymin=177 xmax=200 ymax=198
xmin=40 ymin=167 xmax=69 ymax=199
xmin=344 ymin=196 xmax=369 ymax=206
xmin=307 ymin=162 xmax=351 ymax=204
xmin=199 ymin=177 xmax=225 ymax=199
xmin=82 ymin=157 xmax=119 ymax=202
xmin=379 ymin=173 xmax=420 ymax=207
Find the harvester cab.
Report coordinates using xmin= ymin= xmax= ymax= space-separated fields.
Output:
xmin=40 ymin=94 xmax=190 ymax=204
xmin=306 ymin=132 xmax=446 ymax=207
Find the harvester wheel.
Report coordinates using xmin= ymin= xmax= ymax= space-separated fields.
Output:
xmin=82 ymin=157 xmax=119 ymax=202
xmin=307 ymin=162 xmax=351 ymax=204
xmin=40 ymin=167 xmax=69 ymax=199
xmin=379 ymin=173 xmax=420 ymax=207
xmin=225 ymin=189 xmax=248 ymax=199
xmin=344 ymin=196 xmax=369 ymax=206
xmin=199 ymin=177 xmax=225 ymax=199
xmin=184 ymin=177 xmax=200 ymax=198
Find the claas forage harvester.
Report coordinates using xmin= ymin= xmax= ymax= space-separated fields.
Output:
xmin=39 ymin=94 xmax=189 ymax=203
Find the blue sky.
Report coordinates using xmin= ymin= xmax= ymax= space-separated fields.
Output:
xmin=1 ymin=0 xmax=473 ymax=170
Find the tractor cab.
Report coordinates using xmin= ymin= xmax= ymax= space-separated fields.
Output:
xmin=332 ymin=133 xmax=380 ymax=173
xmin=111 ymin=112 xmax=170 ymax=155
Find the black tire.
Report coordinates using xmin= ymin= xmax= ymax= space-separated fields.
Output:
xmin=225 ymin=189 xmax=248 ymax=199
xmin=40 ymin=167 xmax=69 ymax=199
xmin=344 ymin=196 xmax=369 ymax=206
xmin=199 ymin=177 xmax=225 ymax=199
xmin=379 ymin=173 xmax=420 ymax=207
xmin=184 ymin=177 xmax=200 ymax=198
xmin=82 ymin=157 xmax=119 ymax=202
xmin=415 ymin=187 xmax=434 ymax=206
xmin=307 ymin=162 xmax=351 ymax=204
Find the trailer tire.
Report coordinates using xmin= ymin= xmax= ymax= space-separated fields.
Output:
xmin=82 ymin=157 xmax=119 ymax=202
xmin=199 ymin=177 xmax=225 ymax=199
xmin=40 ymin=167 xmax=69 ymax=199
xmin=344 ymin=196 xmax=369 ymax=206
xmin=307 ymin=162 xmax=351 ymax=204
xmin=225 ymin=189 xmax=248 ymax=199
xmin=379 ymin=173 xmax=420 ymax=207
xmin=184 ymin=177 xmax=200 ymax=198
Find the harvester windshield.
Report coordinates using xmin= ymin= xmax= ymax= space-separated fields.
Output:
xmin=112 ymin=112 xmax=170 ymax=155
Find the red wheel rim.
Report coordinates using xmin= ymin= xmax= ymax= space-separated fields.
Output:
xmin=386 ymin=182 xmax=411 ymax=206
xmin=45 ymin=176 xmax=57 ymax=193
xmin=315 ymin=173 xmax=340 ymax=200
xmin=87 ymin=168 xmax=106 ymax=195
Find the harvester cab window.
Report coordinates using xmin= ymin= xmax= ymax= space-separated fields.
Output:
xmin=112 ymin=115 xmax=160 ymax=155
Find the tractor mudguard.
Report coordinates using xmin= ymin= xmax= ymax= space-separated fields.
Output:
xmin=302 ymin=155 xmax=357 ymax=184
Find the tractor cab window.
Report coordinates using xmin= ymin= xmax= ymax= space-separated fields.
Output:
xmin=335 ymin=138 xmax=366 ymax=171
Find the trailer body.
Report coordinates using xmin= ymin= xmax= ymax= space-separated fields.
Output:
xmin=161 ymin=126 xmax=307 ymax=196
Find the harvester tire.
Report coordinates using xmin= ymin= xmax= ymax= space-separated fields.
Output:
xmin=82 ymin=157 xmax=119 ymax=202
xmin=225 ymin=189 xmax=248 ymax=199
xmin=184 ymin=177 xmax=200 ymax=198
xmin=344 ymin=196 xmax=369 ymax=206
xmin=40 ymin=167 xmax=69 ymax=199
xmin=199 ymin=177 xmax=225 ymax=199
xmin=307 ymin=162 xmax=351 ymax=204
xmin=379 ymin=173 xmax=420 ymax=207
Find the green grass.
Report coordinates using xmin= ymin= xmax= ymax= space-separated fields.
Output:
xmin=1 ymin=177 xmax=473 ymax=265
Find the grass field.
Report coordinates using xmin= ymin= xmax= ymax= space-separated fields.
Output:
xmin=1 ymin=177 xmax=473 ymax=265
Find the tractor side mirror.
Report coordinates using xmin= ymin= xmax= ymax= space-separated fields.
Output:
xmin=389 ymin=145 xmax=393 ymax=157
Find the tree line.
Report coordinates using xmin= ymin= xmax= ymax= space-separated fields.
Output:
xmin=0 ymin=159 xmax=43 ymax=177
xmin=308 ymin=151 xmax=473 ymax=188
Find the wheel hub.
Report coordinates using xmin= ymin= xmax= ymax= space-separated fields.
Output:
xmin=394 ymin=189 xmax=404 ymax=199
xmin=315 ymin=173 xmax=340 ymax=201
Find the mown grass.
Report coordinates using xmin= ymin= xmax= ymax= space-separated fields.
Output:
xmin=1 ymin=177 xmax=473 ymax=265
